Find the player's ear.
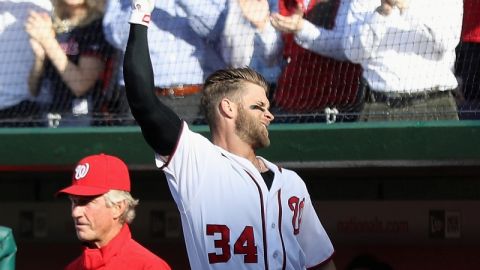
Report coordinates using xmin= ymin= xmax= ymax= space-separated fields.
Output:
xmin=219 ymin=98 xmax=236 ymax=119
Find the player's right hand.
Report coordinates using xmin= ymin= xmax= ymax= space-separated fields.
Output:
xmin=129 ymin=0 xmax=155 ymax=27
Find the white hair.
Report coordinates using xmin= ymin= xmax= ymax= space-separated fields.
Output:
xmin=103 ymin=190 xmax=139 ymax=224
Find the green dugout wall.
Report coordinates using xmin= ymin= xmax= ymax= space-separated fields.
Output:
xmin=1 ymin=120 xmax=479 ymax=170
xmin=1 ymin=120 xmax=480 ymax=201
xmin=1 ymin=121 xmax=480 ymax=270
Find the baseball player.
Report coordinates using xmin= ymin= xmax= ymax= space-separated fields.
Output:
xmin=124 ymin=1 xmax=336 ymax=269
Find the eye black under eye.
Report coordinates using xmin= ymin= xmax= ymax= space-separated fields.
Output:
xmin=249 ymin=105 xmax=266 ymax=112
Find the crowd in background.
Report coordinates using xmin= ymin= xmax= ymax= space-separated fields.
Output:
xmin=0 ymin=0 xmax=479 ymax=127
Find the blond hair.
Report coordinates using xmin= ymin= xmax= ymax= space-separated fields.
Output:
xmin=51 ymin=0 xmax=105 ymax=33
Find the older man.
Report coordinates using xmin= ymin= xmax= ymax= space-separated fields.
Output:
xmin=57 ymin=153 xmax=171 ymax=270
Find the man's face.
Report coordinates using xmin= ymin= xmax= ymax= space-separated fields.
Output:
xmin=69 ymin=195 xmax=117 ymax=248
xmin=234 ymin=82 xmax=274 ymax=149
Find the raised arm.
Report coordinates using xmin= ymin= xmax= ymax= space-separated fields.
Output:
xmin=123 ymin=1 xmax=182 ymax=156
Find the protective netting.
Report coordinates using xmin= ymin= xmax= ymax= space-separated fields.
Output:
xmin=0 ymin=0 xmax=478 ymax=127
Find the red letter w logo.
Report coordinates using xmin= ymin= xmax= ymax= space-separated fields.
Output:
xmin=288 ymin=196 xmax=305 ymax=235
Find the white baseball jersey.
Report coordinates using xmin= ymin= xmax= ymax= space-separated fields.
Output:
xmin=155 ymin=123 xmax=334 ymax=269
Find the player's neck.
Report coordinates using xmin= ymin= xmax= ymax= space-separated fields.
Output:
xmin=219 ymin=139 xmax=262 ymax=171
xmin=212 ymin=132 xmax=256 ymax=161
xmin=252 ymin=156 xmax=268 ymax=172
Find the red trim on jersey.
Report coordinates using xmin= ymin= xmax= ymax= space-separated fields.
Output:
xmin=306 ymin=252 xmax=335 ymax=270
xmin=244 ymin=170 xmax=269 ymax=270
xmin=159 ymin=121 xmax=185 ymax=170
xmin=277 ymin=190 xmax=287 ymax=270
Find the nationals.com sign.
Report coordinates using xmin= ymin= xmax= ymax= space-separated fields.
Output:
xmin=314 ymin=201 xmax=478 ymax=245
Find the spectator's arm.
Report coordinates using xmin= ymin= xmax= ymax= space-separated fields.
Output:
xmin=27 ymin=39 xmax=46 ymax=97
xmin=255 ymin=19 xmax=283 ymax=65
xmin=177 ymin=0 xmax=227 ymax=40
xmin=48 ymin=53 xmax=105 ymax=97
xmin=343 ymin=1 xmax=388 ymax=64
xmin=294 ymin=20 xmax=347 ymax=61
xmin=103 ymin=0 xmax=132 ymax=50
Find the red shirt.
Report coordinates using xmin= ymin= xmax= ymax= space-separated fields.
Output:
xmin=462 ymin=0 xmax=480 ymax=42
xmin=65 ymin=225 xmax=171 ymax=270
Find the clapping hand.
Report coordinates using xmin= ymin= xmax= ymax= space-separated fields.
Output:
xmin=378 ymin=0 xmax=409 ymax=15
xmin=25 ymin=11 xmax=54 ymax=44
xmin=270 ymin=2 xmax=305 ymax=33
xmin=25 ymin=10 xmax=54 ymax=58
xmin=238 ymin=0 xmax=271 ymax=31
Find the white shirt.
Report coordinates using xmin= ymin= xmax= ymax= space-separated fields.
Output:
xmin=0 ymin=0 xmax=51 ymax=109
xmin=294 ymin=0 xmax=354 ymax=61
xmin=156 ymin=123 xmax=334 ymax=269
xmin=343 ymin=0 xmax=463 ymax=93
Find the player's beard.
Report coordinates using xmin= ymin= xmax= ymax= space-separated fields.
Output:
xmin=235 ymin=104 xmax=270 ymax=149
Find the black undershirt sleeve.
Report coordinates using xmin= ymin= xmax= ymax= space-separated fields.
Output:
xmin=123 ymin=24 xmax=182 ymax=156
